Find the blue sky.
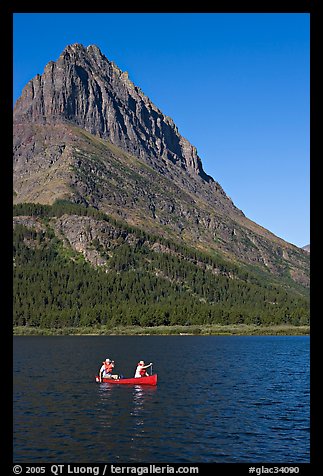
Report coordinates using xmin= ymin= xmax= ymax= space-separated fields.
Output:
xmin=13 ymin=13 xmax=310 ymax=248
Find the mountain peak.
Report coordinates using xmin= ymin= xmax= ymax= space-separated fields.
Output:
xmin=64 ymin=42 xmax=87 ymax=52
xmin=61 ymin=43 xmax=106 ymax=61
xmin=58 ymin=43 xmax=108 ymax=68
xmin=13 ymin=44 xmax=310 ymax=288
xmin=14 ymin=43 xmax=215 ymax=184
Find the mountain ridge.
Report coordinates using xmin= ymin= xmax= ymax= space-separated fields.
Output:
xmin=14 ymin=43 xmax=216 ymax=184
xmin=13 ymin=43 xmax=310 ymax=289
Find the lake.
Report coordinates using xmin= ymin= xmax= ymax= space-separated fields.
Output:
xmin=13 ymin=335 xmax=310 ymax=463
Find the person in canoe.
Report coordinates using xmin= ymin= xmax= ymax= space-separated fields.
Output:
xmin=134 ymin=360 xmax=153 ymax=378
xmin=99 ymin=358 xmax=119 ymax=381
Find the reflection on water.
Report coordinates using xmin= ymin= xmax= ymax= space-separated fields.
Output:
xmin=93 ymin=381 xmax=159 ymax=461
xmin=95 ymin=382 xmax=158 ymax=442
xmin=14 ymin=336 xmax=310 ymax=463
xmin=131 ymin=385 xmax=157 ymax=417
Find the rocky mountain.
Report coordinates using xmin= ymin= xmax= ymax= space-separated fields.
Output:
xmin=302 ymin=245 xmax=310 ymax=253
xmin=14 ymin=44 xmax=213 ymax=183
xmin=13 ymin=43 xmax=310 ymax=290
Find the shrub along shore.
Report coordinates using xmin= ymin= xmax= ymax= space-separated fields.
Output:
xmin=13 ymin=324 xmax=310 ymax=336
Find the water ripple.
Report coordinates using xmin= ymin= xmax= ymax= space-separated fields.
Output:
xmin=14 ymin=335 xmax=309 ymax=463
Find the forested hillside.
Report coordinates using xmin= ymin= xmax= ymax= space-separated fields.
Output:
xmin=13 ymin=201 xmax=309 ymax=330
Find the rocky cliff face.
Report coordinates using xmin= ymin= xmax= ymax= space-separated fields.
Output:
xmin=14 ymin=44 xmax=214 ymax=182
xmin=13 ymin=43 xmax=310 ymax=288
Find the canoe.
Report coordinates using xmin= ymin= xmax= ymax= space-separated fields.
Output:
xmin=95 ymin=374 xmax=157 ymax=385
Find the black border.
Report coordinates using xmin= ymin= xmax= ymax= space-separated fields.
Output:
xmin=4 ymin=2 xmax=319 ymax=474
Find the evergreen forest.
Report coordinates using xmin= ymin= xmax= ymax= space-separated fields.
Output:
xmin=13 ymin=201 xmax=310 ymax=330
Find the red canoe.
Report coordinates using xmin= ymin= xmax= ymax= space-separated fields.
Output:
xmin=95 ymin=374 xmax=157 ymax=385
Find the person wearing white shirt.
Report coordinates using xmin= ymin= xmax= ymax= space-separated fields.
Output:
xmin=134 ymin=360 xmax=152 ymax=378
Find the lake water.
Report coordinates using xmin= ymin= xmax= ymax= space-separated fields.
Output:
xmin=13 ymin=335 xmax=310 ymax=463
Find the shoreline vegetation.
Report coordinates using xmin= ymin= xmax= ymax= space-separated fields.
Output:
xmin=13 ymin=324 xmax=310 ymax=336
